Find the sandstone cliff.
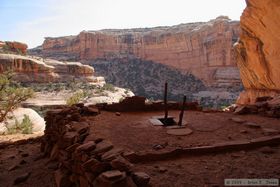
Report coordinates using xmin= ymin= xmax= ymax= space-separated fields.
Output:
xmin=32 ymin=16 xmax=240 ymax=86
xmin=0 ymin=53 xmax=103 ymax=84
xmin=30 ymin=17 xmax=242 ymax=107
xmin=0 ymin=41 xmax=105 ymax=84
xmin=235 ymin=0 xmax=280 ymax=104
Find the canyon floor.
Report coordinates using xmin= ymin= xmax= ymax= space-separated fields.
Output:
xmin=0 ymin=110 xmax=280 ymax=187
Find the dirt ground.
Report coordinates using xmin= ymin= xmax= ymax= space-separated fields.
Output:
xmin=90 ymin=110 xmax=280 ymax=186
xmin=90 ymin=110 xmax=280 ymax=152
xmin=134 ymin=146 xmax=280 ymax=186
xmin=0 ymin=110 xmax=279 ymax=187
xmin=0 ymin=132 xmax=43 ymax=144
xmin=0 ymin=139 xmax=56 ymax=187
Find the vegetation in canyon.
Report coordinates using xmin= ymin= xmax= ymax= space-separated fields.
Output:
xmin=6 ymin=114 xmax=33 ymax=134
xmin=91 ymin=58 xmax=206 ymax=100
xmin=66 ymin=90 xmax=87 ymax=106
xmin=90 ymin=58 xmax=242 ymax=108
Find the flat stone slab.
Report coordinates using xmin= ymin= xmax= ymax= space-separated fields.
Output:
xmin=92 ymin=140 xmax=114 ymax=155
xmin=101 ymin=170 xmax=124 ymax=180
xmin=166 ymin=128 xmax=193 ymax=136
xmin=149 ymin=119 xmax=164 ymax=126
xmin=101 ymin=148 xmax=124 ymax=161
xmin=244 ymin=122 xmax=261 ymax=128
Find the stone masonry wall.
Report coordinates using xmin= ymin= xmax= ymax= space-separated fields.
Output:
xmin=41 ymin=104 xmax=150 ymax=187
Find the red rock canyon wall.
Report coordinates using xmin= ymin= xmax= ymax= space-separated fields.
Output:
xmin=37 ymin=16 xmax=240 ymax=87
xmin=235 ymin=0 xmax=280 ymax=104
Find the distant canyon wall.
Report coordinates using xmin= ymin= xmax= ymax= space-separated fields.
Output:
xmin=32 ymin=16 xmax=240 ymax=87
xmin=30 ymin=17 xmax=242 ymax=107
xmin=235 ymin=0 xmax=280 ymax=104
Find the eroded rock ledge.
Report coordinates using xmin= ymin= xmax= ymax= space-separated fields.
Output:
xmin=0 ymin=53 xmax=104 ymax=84
xmin=0 ymin=41 xmax=28 ymax=55
xmin=0 ymin=41 xmax=105 ymax=84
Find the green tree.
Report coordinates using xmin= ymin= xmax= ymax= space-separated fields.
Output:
xmin=66 ymin=90 xmax=86 ymax=106
xmin=0 ymin=71 xmax=34 ymax=122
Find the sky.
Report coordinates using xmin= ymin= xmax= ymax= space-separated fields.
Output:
xmin=0 ymin=0 xmax=246 ymax=48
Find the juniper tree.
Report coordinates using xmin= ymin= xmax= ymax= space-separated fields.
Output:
xmin=0 ymin=71 xmax=33 ymax=122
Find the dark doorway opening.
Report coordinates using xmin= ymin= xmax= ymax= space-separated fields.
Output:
xmin=158 ymin=117 xmax=177 ymax=126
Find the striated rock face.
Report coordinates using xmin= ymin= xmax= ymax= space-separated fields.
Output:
xmin=33 ymin=17 xmax=240 ymax=87
xmin=0 ymin=41 xmax=28 ymax=55
xmin=235 ymin=0 xmax=280 ymax=104
xmin=0 ymin=53 xmax=103 ymax=84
